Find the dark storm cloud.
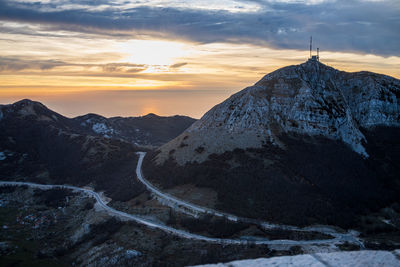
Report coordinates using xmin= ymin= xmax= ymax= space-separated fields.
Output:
xmin=0 ymin=0 xmax=399 ymax=56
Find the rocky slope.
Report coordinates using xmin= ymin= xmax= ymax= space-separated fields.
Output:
xmin=156 ymin=60 xmax=400 ymax=165
xmin=145 ymin=60 xmax=400 ymax=228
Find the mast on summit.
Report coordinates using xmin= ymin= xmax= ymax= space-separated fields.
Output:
xmin=309 ymin=36 xmax=319 ymax=61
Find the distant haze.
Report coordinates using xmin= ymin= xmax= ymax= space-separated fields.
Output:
xmin=0 ymin=90 xmax=234 ymax=119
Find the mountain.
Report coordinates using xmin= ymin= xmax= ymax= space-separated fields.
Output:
xmin=155 ymin=60 xmax=399 ymax=165
xmin=144 ymin=60 xmax=400 ymax=228
xmin=74 ymin=113 xmax=196 ymax=147
xmin=0 ymin=99 xmax=195 ymax=201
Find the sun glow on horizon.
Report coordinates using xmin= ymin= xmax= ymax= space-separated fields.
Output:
xmin=1 ymin=16 xmax=399 ymax=118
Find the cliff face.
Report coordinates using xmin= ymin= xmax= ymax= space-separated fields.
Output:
xmin=156 ymin=60 xmax=400 ymax=165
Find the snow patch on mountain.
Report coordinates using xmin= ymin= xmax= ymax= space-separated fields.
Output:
xmin=79 ymin=117 xmax=116 ymax=138
xmin=92 ymin=122 xmax=115 ymax=136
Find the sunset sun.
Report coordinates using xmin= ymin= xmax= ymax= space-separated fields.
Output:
xmin=118 ymin=39 xmax=189 ymax=67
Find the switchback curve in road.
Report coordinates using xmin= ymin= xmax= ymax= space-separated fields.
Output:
xmin=135 ymin=151 xmax=364 ymax=248
xmin=0 ymin=180 xmax=361 ymax=246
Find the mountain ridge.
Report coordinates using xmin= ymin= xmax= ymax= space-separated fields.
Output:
xmin=0 ymin=99 xmax=197 ymax=147
xmin=155 ymin=60 xmax=400 ymax=165
xmin=0 ymin=99 xmax=196 ymax=201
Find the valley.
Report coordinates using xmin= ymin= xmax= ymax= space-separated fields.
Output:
xmin=0 ymin=184 xmax=273 ymax=266
xmin=2 ymin=150 xmax=399 ymax=265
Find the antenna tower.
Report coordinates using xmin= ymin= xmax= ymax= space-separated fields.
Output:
xmin=310 ymin=36 xmax=312 ymax=58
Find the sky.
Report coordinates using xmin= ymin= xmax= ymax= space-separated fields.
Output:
xmin=0 ymin=0 xmax=399 ymax=118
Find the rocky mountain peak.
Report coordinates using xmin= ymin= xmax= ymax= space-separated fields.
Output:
xmin=0 ymin=99 xmax=63 ymax=123
xmin=9 ymin=99 xmax=47 ymax=111
xmin=143 ymin=113 xmax=159 ymax=118
xmin=156 ymin=60 xmax=400 ymax=165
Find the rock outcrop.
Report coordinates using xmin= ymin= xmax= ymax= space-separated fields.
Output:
xmin=156 ymin=60 xmax=400 ymax=165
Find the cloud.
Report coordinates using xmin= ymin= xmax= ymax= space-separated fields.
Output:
xmin=170 ymin=62 xmax=187 ymax=68
xmin=0 ymin=57 xmax=65 ymax=71
xmin=0 ymin=0 xmax=399 ymax=56
xmin=101 ymin=63 xmax=146 ymax=73
xmin=0 ymin=56 xmax=147 ymax=72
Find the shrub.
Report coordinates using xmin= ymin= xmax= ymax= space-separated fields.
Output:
xmin=34 ymin=188 xmax=76 ymax=208
xmin=180 ymin=215 xmax=250 ymax=238
xmin=195 ymin=146 xmax=205 ymax=153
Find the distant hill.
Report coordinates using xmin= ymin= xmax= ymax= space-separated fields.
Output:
xmin=0 ymin=99 xmax=196 ymax=201
xmin=74 ymin=112 xmax=196 ymax=147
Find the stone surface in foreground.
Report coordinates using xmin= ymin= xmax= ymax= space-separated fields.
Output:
xmin=195 ymin=250 xmax=400 ymax=267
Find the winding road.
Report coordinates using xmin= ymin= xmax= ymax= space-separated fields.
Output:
xmin=0 ymin=151 xmax=364 ymax=247
xmin=135 ymin=152 xmax=364 ymax=247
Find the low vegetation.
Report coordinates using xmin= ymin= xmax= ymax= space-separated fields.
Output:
xmin=1 ymin=187 xmax=280 ymax=266
xmin=144 ymin=127 xmax=400 ymax=229
xmin=171 ymin=214 xmax=250 ymax=238
xmin=33 ymin=188 xmax=77 ymax=208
